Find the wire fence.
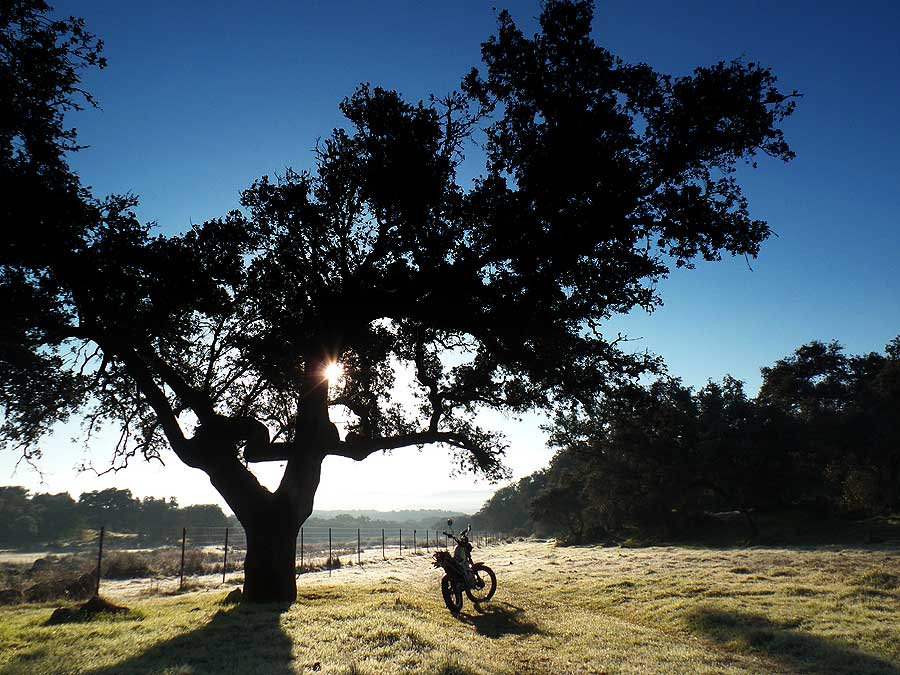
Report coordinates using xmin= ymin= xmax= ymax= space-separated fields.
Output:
xmin=75 ymin=525 xmax=508 ymax=593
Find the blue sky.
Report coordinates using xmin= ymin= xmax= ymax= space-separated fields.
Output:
xmin=3 ymin=0 xmax=898 ymax=512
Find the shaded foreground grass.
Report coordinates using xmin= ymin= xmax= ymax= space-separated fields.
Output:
xmin=1 ymin=541 xmax=898 ymax=674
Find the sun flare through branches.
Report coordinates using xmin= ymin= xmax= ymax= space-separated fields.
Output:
xmin=323 ymin=361 xmax=344 ymax=387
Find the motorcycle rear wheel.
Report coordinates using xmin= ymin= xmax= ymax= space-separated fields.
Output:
xmin=465 ymin=563 xmax=497 ymax=603
xmin=441 ymin=574 xmax=463 ymax=614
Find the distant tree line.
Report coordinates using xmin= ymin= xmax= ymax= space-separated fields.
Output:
xmin=0 ymin=487 xmax=227 ymax=546
xmin=472 ymin=338 xmax=900 ymax=541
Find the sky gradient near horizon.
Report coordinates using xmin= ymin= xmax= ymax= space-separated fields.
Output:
xmin=2 ymin=0 xmax=898 ymax=514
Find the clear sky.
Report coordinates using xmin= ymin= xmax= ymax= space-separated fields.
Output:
xmin=2 ymin=0 xmax=898 ymax=514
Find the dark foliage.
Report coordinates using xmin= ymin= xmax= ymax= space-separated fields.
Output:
xmin=0 ymin=485 xmax=227 ymax=544
xmin=470 ymin=473 xmax=548 ymax=536
xmin=489 ymin=338 xmax=900 ymax=542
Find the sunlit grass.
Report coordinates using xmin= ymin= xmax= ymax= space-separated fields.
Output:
xmin=1 ymin=541 xmax=898 ymax=674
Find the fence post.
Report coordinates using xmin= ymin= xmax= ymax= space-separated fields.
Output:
xmin=300 ymin=527 xmax=304 ymax=571
xmin=328 ymin=527 xmax=332 ymax=575
xmin=357 ymin=527 xmax=361 ymax=565
xmin=426 ymin=529 xmax=429 ymax=551
xmin=382 ymin=528 xmax=385 ymax=560
xmin=94 ymin=526 xmax=105 ymax=596
xmin=179 ymin=527 xmax=186 ymax=590
xmin=222 ymin=527 xmax=229 ymax=583
xmin=413 ymin=529 xmax=417 ymax=554
xmin=399 ymin=529 xmax=402 ymax=556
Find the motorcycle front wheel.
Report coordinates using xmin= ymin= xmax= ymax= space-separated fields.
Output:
xmin=441 ymin=574 xmax=463 ymax=614
xmin=465 ymin=563 xmax=497 ymax=603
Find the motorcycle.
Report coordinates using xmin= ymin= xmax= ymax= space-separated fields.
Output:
xmin=432 ymin=519 xmax=497 ymax=614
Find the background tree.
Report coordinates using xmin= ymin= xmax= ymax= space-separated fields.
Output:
xmin=0 ymin=487 xmax=83 ymax=544
xmin=471 ymin=472 xmax=548 ymax=535
xmin=1 ymin=0 xmax=797 ymax=601
xmin=544 ymin=378 xmax=705 ymax=539
xmin=507 ymin=336 xmax=900 ymax=543
xmin=0 ymin=486 xmax=39 ymax=544
xmin=179 ymin=504 xmax=228 ymax=529
xmin=30 ymin=491 xmax=83 ymax=542
xmin=759 ymin=338 xmax=900 ymax=514
xmin=137 ymin=496 xmax=180 ymax=532
xmin=77 ymin=488 xmax=141 ymax=531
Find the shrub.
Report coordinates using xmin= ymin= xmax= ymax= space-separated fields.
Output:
xmin=103 ymin=551 xmax=152 ymax=579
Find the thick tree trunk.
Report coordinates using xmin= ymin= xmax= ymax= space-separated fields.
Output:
xmin=242 ymin=514 xmax=301 ymax=603
xmin=235 ymin=450 xmax=323 ymax=604
xmin=200 ymin=353 xmax=331 ymax=603
xmin=203 ymin=453 xmax=319 ymax=605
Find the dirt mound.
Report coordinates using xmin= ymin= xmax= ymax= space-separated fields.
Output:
xmin=46 ymin=595 xmax=131 ymax=625
xmin=221 ymin=587 xmax=242 ymax=604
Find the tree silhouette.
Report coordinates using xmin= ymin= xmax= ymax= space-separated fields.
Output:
xmin=760 ymin=338 xmax=900 ymax=513
xmin=525 ymin=337 xmax=900 ymax=543
xmin=1 ymin=1 xmax=797 ymax=601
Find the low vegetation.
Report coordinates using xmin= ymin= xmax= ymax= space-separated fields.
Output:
xmin=1 ymin=540 xmax=897 ymax=674
xmin=0 ymin=548 xmax=243 ymax=605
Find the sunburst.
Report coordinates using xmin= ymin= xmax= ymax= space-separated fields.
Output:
xmin=323 ymin=361 xmax=344 ymax=386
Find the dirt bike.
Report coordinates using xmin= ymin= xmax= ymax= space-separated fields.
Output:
xmin=432 ymin=519 xmax=497 ymax=614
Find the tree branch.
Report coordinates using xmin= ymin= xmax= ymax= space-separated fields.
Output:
xmin=103 ymin=340 xmax=189 ymax=456
xmin=330 ymin=431 xmax=470 ymax=461
xmin=137 ymin=345 xmax=216 ymax=420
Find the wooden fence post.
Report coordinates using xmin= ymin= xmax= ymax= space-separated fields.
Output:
xmin=357 ymin=528 xmax=361 ymax=565
xmin=222 ymin=527 xmax=229 ymax=583
xmin=179 ymin=527 xmax=186 ymax=590
xmin=94 ymin=526 xmax=105 ymax=596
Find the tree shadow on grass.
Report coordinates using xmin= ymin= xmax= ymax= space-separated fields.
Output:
xmin=686 ymin=607 xmax=900 ymax=675
xmin=77 ymin=602 xmax=297 ymax=675
xmin=457 ymin=601 xmax=544 ymax=638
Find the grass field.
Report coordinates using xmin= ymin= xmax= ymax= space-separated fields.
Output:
xmin=1 ymin=540 xmax=898 ymax=674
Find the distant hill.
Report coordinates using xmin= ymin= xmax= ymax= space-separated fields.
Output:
xmin=224 ymin=509 xmax=475 ymax=531
xmin=304 ymin=509 xmax=471 ymax=531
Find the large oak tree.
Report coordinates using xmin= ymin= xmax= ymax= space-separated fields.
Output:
xmin=1 ymin=0 xmax=797 ymax=601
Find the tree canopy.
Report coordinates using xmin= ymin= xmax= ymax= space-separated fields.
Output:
xmin=1 ymin=0 xmax=797 ymax=600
